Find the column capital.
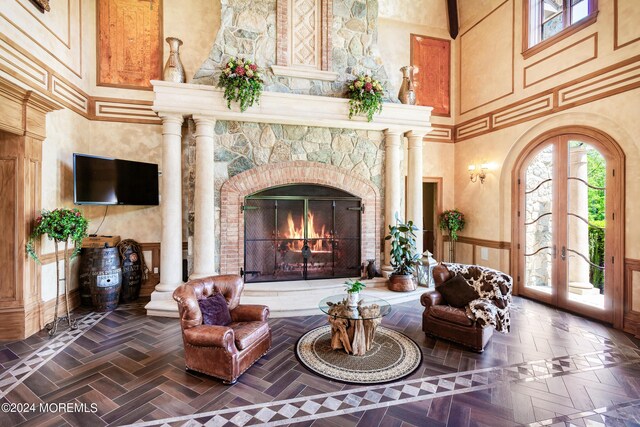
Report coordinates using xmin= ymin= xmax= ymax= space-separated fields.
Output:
xmin=157 ymin=112 xmax=184 ymax=124
xmin=406 ymin=130 xmax=429 ymax=139
xmin=384 ymin=129 xmax=403 ymax=148
xmin=385 ymin=128 xmax=406 ymax=137
xmin=192 ymin=114 xmax=216 ymax=126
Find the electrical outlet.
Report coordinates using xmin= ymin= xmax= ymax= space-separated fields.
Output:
xmin=480 ymin=247 xmax=489 ymax=260
xmin=153 ymin=267 xmax=159 ymax=274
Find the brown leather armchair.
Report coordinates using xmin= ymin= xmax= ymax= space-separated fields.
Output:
xmin=172 ymin=275 xmax=271 ymax=384
xmin=421 ymin=263 xmax=512 ymax=352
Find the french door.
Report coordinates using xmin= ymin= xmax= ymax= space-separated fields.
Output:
xmin=516 ymin=132 xmax=623 ymax=324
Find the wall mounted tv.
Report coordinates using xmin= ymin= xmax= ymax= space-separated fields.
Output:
xmin=73 ymin=154 xmax=159 ymax=206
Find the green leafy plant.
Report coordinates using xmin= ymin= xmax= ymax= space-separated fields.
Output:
xmin=345 ymin=279 xmax=366 ymax=294
xmin=217 ymin=57 xmax=263 ymax=112
xmin=588 ymin=220 xmax=605 ymax=292
xmin=26 ymin=208 xmax=89 ymax=263
xmin=347 ymin=74 xmax=384 ymax=122
xmin=439 ymin=209 xmax=465 ymax=241
xmin=385 ymin=214 xmax=421 ymax=276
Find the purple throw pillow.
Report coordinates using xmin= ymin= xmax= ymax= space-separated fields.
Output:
xmin=198 ymin=292 xmax=232 ymax=326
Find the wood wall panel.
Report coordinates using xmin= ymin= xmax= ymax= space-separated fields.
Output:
xmin=411 ymin=35 xmax=450 ymax=116
xmin=0 ymin=157 xmax=17 ymax=301
xmin=97 ymin=0 xmax=163 ymax=90
xmin=424 ymin=124 xmax=454 ymax=143
xmin=624 ymin=258 xmax=640 ymax=337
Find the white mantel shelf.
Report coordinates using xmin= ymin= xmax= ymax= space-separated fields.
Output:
xmin=151 ymin=80 xmax=433 ymax=133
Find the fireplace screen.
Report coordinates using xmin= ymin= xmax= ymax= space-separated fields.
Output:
xmin=243 ymin=184 xmax=362 ymax=283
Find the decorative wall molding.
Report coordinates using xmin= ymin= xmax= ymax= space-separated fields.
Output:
xmin=459 ymin=0 xmax=515 ymax=115
xmin=524 ymin=33 xmax=598 ymax=88
xmin=1 ymin=0 xmax=83 ymax=78
xmin=455 ymin=54 xmax=640 ymax=142
xmin=443 ymin=235 xmax=511 ymax=274
xmin=423 ymin=124 xmax=454 ymax=143
xmin=614 ymin=0 xmax=640 ymax=50
xmin=0 ymin=33 xmax=161 ymax=125
xmin=624 ymin=258 xmax=640 ymax=338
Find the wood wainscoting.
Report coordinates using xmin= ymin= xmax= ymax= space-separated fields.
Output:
xmin=624 ymin=258 xmax=640 ymax=338
xmin=442 ymin=236 xmax=512 ymax=276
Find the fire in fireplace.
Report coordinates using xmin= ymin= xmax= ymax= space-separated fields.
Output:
xmin=242 ymin=184 xmax=362 ymax=282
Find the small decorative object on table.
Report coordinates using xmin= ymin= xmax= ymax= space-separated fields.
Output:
xmin=385 ymin=213 xmax=421 ymax=292
xmin=345 ymin=279 xmax=366 ymax=307
xmin=163 ymin=37 xmax=186 ymax=83
xmin=26 ymin=208 xmax=88 ymax=337
xmin=398 ymin=65 xmax=416 ymax=105
xmin=439 ymin=209 xmax=465 ymax=262
xmin=347 ymin=74 xmax=384 ymax=122
xmin=366 ymin=259 xmax=377 ymax=279
xmin=218 ymin=57 xmax=263 ymax=112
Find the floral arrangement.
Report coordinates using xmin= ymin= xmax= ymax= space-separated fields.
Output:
xmin=345 ymin=279 xmax=366 ymax=294
xmin=217 ymin=57 xmax=263 ymax=112
xmin=347 ymin=74 xmax=384 ymax=122
xmin=26 ymin=208 xmax=89 ymax=263
xmin=439 ymin=209 xmax=465 ymax=241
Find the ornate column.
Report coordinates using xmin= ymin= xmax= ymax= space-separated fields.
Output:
xmin=406 ymin=131 xmax=427 ymax=255
xmin=383 ymin=129 xmax=404 ymax=271
xmin=191 ymin=115 xmax=217 ymax=279
xmin=146 ymin=113 xmax=184 ymax=317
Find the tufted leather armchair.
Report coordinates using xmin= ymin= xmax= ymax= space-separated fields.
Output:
xmin=421 ymin=263 xmax=512 ymax=352
xmin=172 ymin=275 xmax=271 ymax=384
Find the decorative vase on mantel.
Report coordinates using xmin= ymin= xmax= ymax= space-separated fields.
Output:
xmin=398 ymin=65 xmax=416 ymax=105
xmin=163 ymin=37 xmax=186 ymax=83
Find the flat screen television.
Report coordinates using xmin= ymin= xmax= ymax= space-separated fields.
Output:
xmin=73 ymin=153 xmax=159 ymax=205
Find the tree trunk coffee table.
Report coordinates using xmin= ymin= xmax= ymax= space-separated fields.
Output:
xmin=319 ymin=294 xmax=392 ymax=356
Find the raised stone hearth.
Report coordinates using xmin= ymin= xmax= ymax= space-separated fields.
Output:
xmin=145 ymin=81 xmax=432 ymax=317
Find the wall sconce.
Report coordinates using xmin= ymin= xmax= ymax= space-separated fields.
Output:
xmin=468 ymin=163 xmax=490 ymax=184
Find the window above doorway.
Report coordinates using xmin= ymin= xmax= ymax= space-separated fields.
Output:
xmin=523 ymin=0 xmax=598 ymax=58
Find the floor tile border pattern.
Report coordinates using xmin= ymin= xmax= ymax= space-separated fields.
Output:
xmin=121 ymin=348 xmax=640 ymax=427
xmin=0 ymin=312 xmax=108 ymax=399
xmin=527 ymin=398 xmax=640 ymax=426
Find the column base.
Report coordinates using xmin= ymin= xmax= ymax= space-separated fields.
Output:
xmin=145 ymin=290 xmax=180 ymax=318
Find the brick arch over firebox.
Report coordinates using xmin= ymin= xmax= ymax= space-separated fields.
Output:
xmin=219 ymin=161 xmax=382 ymax=276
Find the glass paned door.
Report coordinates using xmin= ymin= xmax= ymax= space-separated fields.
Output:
xmin=523 ymin=144 xmax=555 ymax=299
xmin=562 ymin=141 xmax=610 ymax=315
xmin=518 ymin=134 xmax=617 ymax=323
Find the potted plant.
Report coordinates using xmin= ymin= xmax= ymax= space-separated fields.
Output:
xmin=344 ymin=279 xmax=366 ymax=307
xmin=439 ymin=209 xmax=465 ymax=262
xmin=384 ymin=214 xmax=421 ymax=292
xmin=217 ymin=57 xmax=264 ymax=112
xmin=26 ymin=208 xmax=89 ymax=336
xmin=346 ymin=74 xmax=384 ymax=122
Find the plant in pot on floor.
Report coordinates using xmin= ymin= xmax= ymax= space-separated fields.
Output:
xmin=26 ymin=208 xmax=88 ymax=336
xmin=345 ymin=279 xmax=366 ymax=307
xmin=385 ymin=214 xmax=421 ymax=292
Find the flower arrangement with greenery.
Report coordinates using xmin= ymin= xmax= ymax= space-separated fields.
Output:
xmin=439 ymin=209 xmax=465 ymax=241
xmin=347 ymin=74 xmax=384 ymax=122
xmin=385 ymin=214 xmax=421 ymax=276
xmin=345 ymin=279 xmax=366 ymax=294
xmin=26 ymin=208 xmax=89 ymax=263
xmin=217 ymin=57 xmax=263 ymax=112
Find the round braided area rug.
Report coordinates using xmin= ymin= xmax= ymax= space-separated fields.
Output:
xmin=295 ymin=325 xmax=422 ymax=384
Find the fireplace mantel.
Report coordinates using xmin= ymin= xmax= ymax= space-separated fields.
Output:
xmin=146 ymin=80 xmax=434 ymax=318
xmin=151 ymin=80 xmax=433 ymax=132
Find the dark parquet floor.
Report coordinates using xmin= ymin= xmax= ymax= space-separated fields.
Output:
xmin=0 ymin=296 xmax=639 ymax=427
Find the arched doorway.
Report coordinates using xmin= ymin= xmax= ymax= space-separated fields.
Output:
xmin=512 ymin=127 xmax=625 ymax=325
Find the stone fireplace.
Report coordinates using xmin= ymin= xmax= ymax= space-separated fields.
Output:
xmin=144 ymin=0 xmax=434 ymax=316
xmin=219 ymin=162 xmax=381 ymax=282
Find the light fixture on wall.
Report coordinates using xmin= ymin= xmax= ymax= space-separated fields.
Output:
xmin=468 ymin=163 xmax=490 ymax=184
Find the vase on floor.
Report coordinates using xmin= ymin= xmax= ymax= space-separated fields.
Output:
xmin=163 ymin=37 xmax=186 ymax=83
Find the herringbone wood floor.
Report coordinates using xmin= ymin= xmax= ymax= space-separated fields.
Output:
xmin=0 ymin=297 xmax=639 ymax=426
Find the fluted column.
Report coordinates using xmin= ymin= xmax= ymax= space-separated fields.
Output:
xmin=145 ymin=113 xmax=184 ymax=317
xmin=191 ymin=115 xmax=217 ymax=279
xmin=383 ymin=129 xmax=404 ymax=270
xmin=406 ymin=131 xmax=427 ymax=255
